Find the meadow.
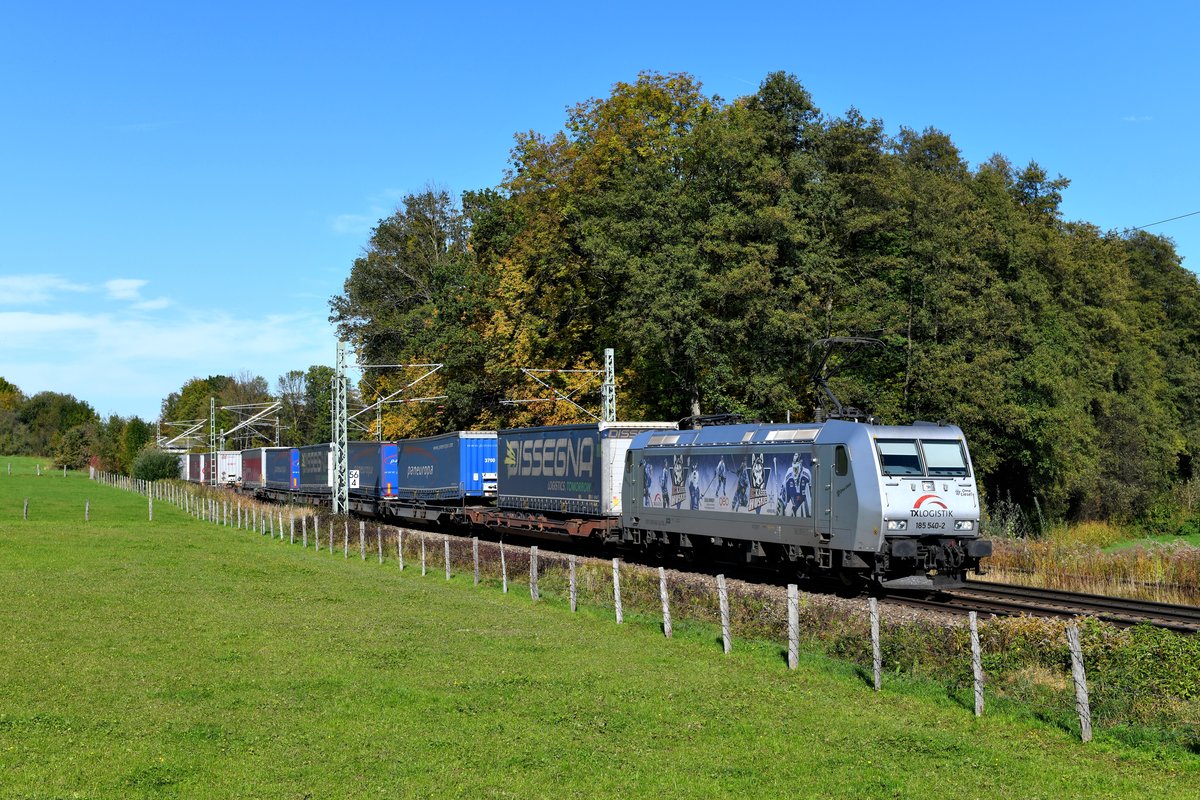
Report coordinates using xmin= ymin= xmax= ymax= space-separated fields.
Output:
xmin=2 ymin=455 xmax=1198 ymax=798
xmin=982 ymin=517 xmax=1200 ymax=605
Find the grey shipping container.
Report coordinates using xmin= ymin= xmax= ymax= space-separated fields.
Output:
xmin=298 ymin=443 xmax=332 ymax=493
xmin=497 ymin=422 xmax=674 ymax=517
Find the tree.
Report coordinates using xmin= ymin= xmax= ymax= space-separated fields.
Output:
xmin=275 ymin=369 xmax=308 ymax=446
xmin=18 ymin=392 xmax=97 ymax=456
xmin=0 ymin=377 xmax=24 ymax=412
xmin=330 ymin=188 xmax=493 ymax=433
xmin=0 ymin=409 xmax=33 ymax=455
xmin=323 ymin=68 xmax=1200 ymax=524
xmin=53 ymin=424 xmax=95 ymax=470
xmin=301 ymin=365 xmax=335 ymax=444
xmin=121 ymin=418 xmax=154 ymax=470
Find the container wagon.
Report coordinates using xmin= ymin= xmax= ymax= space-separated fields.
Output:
xmin=475 ymin=421 xmax=674 ymax=537
xmin=242 ymin=447 xmax=299 ymax=496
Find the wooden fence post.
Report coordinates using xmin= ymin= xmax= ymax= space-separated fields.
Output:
xmin=444 ymin=535 xmax=451 ymax=580
xmin=569 ymin=555 xmax=577 ymax=613
xmin=328 ymin=520 xmax=333 ymax=554
xmin=530 ymin=546 xmax=539 ymax=600
xmin=290 ymin=515 xmax=295 ymax=545
xmin=85 ymin=499 xmax=90 ymax=522
xmin=473 ymin=537 xmax=480 ymax=585
xmin=1066 ymin=624 xmax=1093 ymax=743
xmin=870 ymin=597 xmax=882 ymax=692
xmin=717 ymin=574 xmax=731 ymax=654
xmin=397 ymin=529 xmax=404 ymax=570
xmin=378 ymin=526 xmax=383 ymax=564
xmin=23 ymin=498 xmax=28 ymax=520
xmin=303 ymin=516 xmax=307 ymax=548
xmin=360 ymin=521 xmax=366 ymax=560
xmin=500 ymin=541 xmax=508 ymax=593
xmin=787 ymin=584 xmax=799 ymax=670
xmin=148 ymin=494 xmax=153 ymax=522
xmin=420 ymin=537 xmax=427 ymax=576
xmin=969 ymin=611 xmax=984 ymax=717
xmin=659 ymin=566 xmax=672 ymax=638
xmin=612 ymin=558 xmax=623 ymax=624
xmin=278 ymin=512 xmax=283 ymax=542
xmin=343 ymin=522 xmax=349 ymax=559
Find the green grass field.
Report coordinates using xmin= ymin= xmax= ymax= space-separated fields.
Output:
xmin=2 ymin=455 xmax=1198 ymax=798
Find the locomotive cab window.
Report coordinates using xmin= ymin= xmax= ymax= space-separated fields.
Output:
xmin=921 ymin=440 xmax=969 ymax=477
xmin=876 ymin=440 xmax=923 ymax=476
xmin=834 ymin=445 xmax=849 ymax=476
xmin=625 ymin=451 xmax=633 ymax=473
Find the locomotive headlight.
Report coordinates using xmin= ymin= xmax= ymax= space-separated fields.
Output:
xmin=954 ymin=520 xmax=975 ymax=531
xmin=886 ymin=519 xmax=908 ymax=531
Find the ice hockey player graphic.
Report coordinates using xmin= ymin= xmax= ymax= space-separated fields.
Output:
xmin=715 ymin=457 xmax=727 ymax=496
xmin=660 ymin=462 xmax=671 ymax=508
xmin=796 ymin=454 xmax=812 ymax=517
xmin=732 ymin=459 xmax=750 ymax=512
xmin=642 ymin=459 xmax=654 ymax=506
xmin=777 ymin=452 xmax=812 ymax=517
xmin=748 ymin=452 xmax=771 ymax=513
xmin=688 ymin=463 xmax=701 ymax=509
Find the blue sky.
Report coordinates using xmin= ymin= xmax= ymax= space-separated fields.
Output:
xmin=2 ymin=1 xmax=1197 ymax=421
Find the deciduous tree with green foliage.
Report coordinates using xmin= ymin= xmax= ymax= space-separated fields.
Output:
xmin=328 ymin=69 xmax=1200 ymax=525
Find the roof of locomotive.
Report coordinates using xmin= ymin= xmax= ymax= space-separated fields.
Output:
xmin=630 ymin=418 xmax=966 ymax=450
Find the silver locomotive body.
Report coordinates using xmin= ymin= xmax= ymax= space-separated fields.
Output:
xmin=621 ymin=418 xmax=991 ymax=588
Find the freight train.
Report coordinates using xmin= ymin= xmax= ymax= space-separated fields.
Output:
xmin=179 ymin=418 xmax=991 ymax=589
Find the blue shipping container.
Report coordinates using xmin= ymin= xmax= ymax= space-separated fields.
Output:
xmin=349 ymin=441 xmax=400 ymax=498
xmin=394 ymin=431 xmax=497 ymax=501
xmin=266 ymin=448 xmax=298 ymax=490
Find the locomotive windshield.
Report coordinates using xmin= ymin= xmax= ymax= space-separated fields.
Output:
xmin=876 ymin=438 xmax=970 ymax=477
xmin=922 ymin=440 xmax=969 ymax=477
xmin=876 ymin=440 xmax=923 ymax=476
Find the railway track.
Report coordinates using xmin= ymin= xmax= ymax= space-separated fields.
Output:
xmin=885 ymin=579 xmax=1200 ymax=633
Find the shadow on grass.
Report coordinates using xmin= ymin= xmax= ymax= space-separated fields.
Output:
xmin=852 ymin=665 xmax=874 ymax=689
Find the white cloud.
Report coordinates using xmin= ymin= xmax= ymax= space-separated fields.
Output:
xmin=132 ymin=297 xmax=171 ymax=311
xmin=330 ymin=188 xmax=409 ymax=236
xmin=1 ymin=305 xmax=336 ymax=420
xmin=0 ymin=311 xmax=95 ymax=337
xmin=0 ymin=274 xmax=90 ymax=304
xmin=1121 ymin=115 xmax=1153 ymax=123
xmin=105 ymin=278 xmax=148 ymax=301
xmin=331 ymin=212 xmax=380 ymax=236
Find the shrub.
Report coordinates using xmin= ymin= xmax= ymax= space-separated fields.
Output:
xmin=132 ymin=449 xmax=181 ymax=481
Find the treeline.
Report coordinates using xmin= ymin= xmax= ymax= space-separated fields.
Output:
xmin=0 ymin=377 xmax=153 ymax=472
xmin=0 ymin=364 xmax=342 ymax=476
xmin=331 ymin=70 xmax=1200 ymax=523
xmin=159 ymin=366 xmax=340 ymax=449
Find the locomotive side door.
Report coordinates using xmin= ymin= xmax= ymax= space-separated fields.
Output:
xmin=813 ymin=444 xmax=834 ymax=543
xmin=814 ymin=443 xmax=852 ymax=546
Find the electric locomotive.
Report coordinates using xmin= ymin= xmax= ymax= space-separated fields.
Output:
xmin=621 ymin=418 xmax=990 ymax=588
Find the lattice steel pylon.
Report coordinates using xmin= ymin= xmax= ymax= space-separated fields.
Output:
xmin=601 ymin=347 xmax=616 ymax=423
xmin=209 ymin=397 xmax=217 ymax=487
xmin=332 ymin=341 xmax=349 ymax=515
